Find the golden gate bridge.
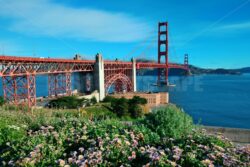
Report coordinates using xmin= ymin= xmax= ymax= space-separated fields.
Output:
xmin=0 ymin=22 xmax=189 ymax=107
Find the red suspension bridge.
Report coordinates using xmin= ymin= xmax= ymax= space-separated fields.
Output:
xmin=0 ymin=22 xmax=189 ymax=107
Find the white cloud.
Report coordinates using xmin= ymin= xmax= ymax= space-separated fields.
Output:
xmin=0 ymin=0 xmax=152 ymax=42
xmin=213 ymin=21 xmax=250 ymax=32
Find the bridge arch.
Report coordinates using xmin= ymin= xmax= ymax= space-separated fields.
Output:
xmin=105 ymin=73 xmax=133 ymax=94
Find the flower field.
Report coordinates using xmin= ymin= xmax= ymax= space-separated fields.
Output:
xmin=0 ymin=105 xmax=249 ymax=166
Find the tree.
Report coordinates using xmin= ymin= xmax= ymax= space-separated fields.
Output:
xmin=130 ymin=104 xmax=144 ymax=118
xmin=111 ymin=97 xmax=129 ymax=117
xmin=128 ymin=96 xmax=147 ymax=118
xmin=129 ymin=96 xmax=147 ymax=105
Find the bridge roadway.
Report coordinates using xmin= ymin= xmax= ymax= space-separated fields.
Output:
xmin=0 ymin=55 xmax=187 ymax=76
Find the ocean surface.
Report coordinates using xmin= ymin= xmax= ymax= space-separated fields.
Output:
xmin=0 ymin=74 xmax=250 ymax=129
xmin=137 ymin=74 xmax=250 ymax=129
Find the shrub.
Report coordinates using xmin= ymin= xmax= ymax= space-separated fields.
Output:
xmin=102 ymin=96 xmax=116 ymax=103
xmin=129 ymin=96 xmax=147 ymax=105
xmin=111 ymin=97 xmax=129 ymax=117
xmin=130 ymin=104 xmax=144 ymax=118
xmin=144 ymin=105 xmax=193 ymax=138
xmin=109 ymin=96 xmax=148 ymax=118
xmin=0 ymin=96 xmax=5 ymax=106
xmin=90 ymin=96 xmax=97 ymax=104
xmin=47 ymin=96 xmax=85 ymax=109
xmin=128 ymin=96 xmax=147 ymax=118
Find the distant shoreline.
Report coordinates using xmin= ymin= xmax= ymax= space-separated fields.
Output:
xmin=203 ymin=125 xmax=250 ymax=144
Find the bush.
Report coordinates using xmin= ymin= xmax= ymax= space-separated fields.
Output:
xmin=102 ymin=96 xmax=116 ymax=103
xmin=0 ymin=96 xmax=5 ymax=106
xmin=144 ymin=105 xmax=193 ymax=138
xmin=130 ymin=104 xmax=144 ymax=118
xmin=47 ymin=96 xmax=85 ymax=109
xmin=90 ymin=96 xmax=97 ymax=104
xmin=129 ymin=96 xmax=147 ymax=105
xmin=128 ymin=96 xmax=147 ymax=118
xmin=111 ymin=97 xmax=129 ymax=117
xmin=109 ymin=96 xmax=148 ymax=118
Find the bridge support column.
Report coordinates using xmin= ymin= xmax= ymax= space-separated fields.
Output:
xmin=94 ymin=53 xmax=105 ymax=101
xmin=132 ymin=58 xmax=137 ymax=92
xmin=158 ymin=22 xmax=169 ymax=84
xmin=48 ymin=73 xmax=71 ymax=97
xmin=2 ymin=74 xmax=36 ymax=107
xmin=184 ymin=54 xmax=189 ymax=67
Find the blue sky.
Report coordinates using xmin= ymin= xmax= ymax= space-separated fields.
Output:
xmin=0 ymin=0 xmax=250 ymax=68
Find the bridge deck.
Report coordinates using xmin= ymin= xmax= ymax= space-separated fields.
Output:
xmin=0 ymin=55 xmax=188 ymax=76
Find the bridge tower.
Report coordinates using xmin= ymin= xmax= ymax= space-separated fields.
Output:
xmin=184 ymin=54 xmax=189 ymax=67
xmin=158 ymin=22 xmax=169 ymax=84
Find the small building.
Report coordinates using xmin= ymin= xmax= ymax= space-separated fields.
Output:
xmin=111 ymin=92 xmax=169 ymax=108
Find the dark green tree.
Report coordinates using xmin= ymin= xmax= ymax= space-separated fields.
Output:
xmin=111 ymin=97 xmax=129 ymax=117
xmin=128 ymin=96 xmax=147 ymax=118
xmin=129 ymin=96 xmax=147 ymax=105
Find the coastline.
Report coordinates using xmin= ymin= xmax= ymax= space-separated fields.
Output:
xmin=203 ymin=125 xmax=250 ymax=144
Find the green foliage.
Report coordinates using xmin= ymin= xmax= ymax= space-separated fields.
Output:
xmin=90 ymin=96 xmax=97 ymax=104
xmin=0 ymin=122 xmax=26 ymax=145
xmin=0 ymin=96 xmax=5 ymax=106
xmin=84 ymin=105 xmax=117 ymax=120
xmin=130 ymin=104 xmax=144 ymax=118
xmin=131 ymin=124 xmax=161 ymax=145
xmin=129 ymin=96 xmax=147 ymax=105
xmin=110 ymin=96 xmax=148 ymax=118
xmin=47 ymin=96 xmax=85 ymax=109
xmin=102 ymin=96 xmax=116 ymax=103
xmin=0 ymin=106 xmax=248 ymax=167
xmin=128 ymin=96 xmax=147 ymax=118
xmin=111 ymin=97 xmax=129 ymax=117
xmin=144 ymin=105 xmax=193 ymax=138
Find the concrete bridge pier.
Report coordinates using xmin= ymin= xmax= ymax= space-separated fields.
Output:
xmin=94 ymin=53 xmax=105 ymax=101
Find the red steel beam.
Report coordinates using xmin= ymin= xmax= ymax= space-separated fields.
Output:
xmin=0 ymin=55 xmax=95 ymax=63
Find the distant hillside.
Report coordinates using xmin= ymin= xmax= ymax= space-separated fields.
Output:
xmin=136 ymin=58 xmax=156 ymax=63
xmin=190 ymin=65 xmax=250 ymax=75
xmin=238 ymin=67 xmax=250 ymax=73
xmin=136 ymin=59 xmax=250 ymax=75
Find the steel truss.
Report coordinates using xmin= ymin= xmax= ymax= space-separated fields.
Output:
xmin=0 ymin=56 xmax=94 ymax=76
xmin=48 ymin=73 xmax=71 ymax=97
xmin=104 ymin=61 xmax=133 ymax=94
xmin=2 ymin=74 xmax=36 ymax=107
